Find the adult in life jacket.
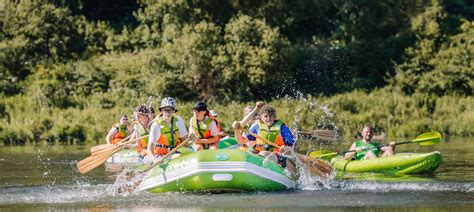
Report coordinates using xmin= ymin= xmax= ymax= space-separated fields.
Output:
xmin=243 ymin=105 xmax=295 ymax=166
xmin=146 ymin=97 xmax=188 ymax=161
xmin=106 ymin=115 xmax=129 ymax=145
xmin=129 ymin=104 xmax=152 ymax=159
xmin=344 ymin=125 xmax=395 ymax=160
xmin=189 ymin=101 xmax=221 ymax=151
xmin=232 ymin=101 xmax=265 ymax=151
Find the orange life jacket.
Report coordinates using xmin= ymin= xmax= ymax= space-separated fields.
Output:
xmin=190 ymin=114 xmax=221 ymax=149
xmin=111 ymin=123 xmax=128 ymax=144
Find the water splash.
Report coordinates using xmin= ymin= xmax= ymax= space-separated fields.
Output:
xmin=112 ymin=164 xmax=149 ymax=195
xmin=285 ymin=91 xmax=340 ymax=189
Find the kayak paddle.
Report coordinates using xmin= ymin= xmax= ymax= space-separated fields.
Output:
xmin=310 ymin=131 xmax=442 ymax=160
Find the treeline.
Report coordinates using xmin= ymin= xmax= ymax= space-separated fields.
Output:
xmin=0 ymin=0 xmax=473 ymax=144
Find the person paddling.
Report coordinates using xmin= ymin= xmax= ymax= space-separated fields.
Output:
xmin=344 ymin=125 xmax=396 ymax=160
xmin=129 ymin=104 xmax=152 ymax=161
xmin=235 ymin=104 xmax=294 ymax=166
xmin=106 ymin=115 xmax=129 ymax=145
xmin=146 ymin=97 xmax=188 ymax=160
xmin=232 ymin=102 xmax=264 ymax=150
xmin=189 ymin=101 xmax=221 ymax=151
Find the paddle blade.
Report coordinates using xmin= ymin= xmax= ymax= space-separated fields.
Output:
xmin=90 ymin=144 xmax=114 ymax=154
xmin=77 ymin=147 xmax=121 ymax=173
xmin=411 ymin=131 xmax=442 ymax=146
xmin=295 ymin=154 xmax=333 ymax=178
xmin=309 ymin=150 xmax=338 ymax=161
xmin=91 ymin=145 xmax=117 ymax=156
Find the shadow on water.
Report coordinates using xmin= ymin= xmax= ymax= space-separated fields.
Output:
xmin=0 ymin=136 xmax=473 ymax=210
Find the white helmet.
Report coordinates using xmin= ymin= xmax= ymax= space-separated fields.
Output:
xmin=160 ymin=97 xmax=177 ymax=112
xmin=209 ymin=110 xmax=218 ymax=117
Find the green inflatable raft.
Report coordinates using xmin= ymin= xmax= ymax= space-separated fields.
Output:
xmin=328 ymin=151 xmax=442 ymax=175
xmin=107 ymin=137 xmax=238 ymax=166
xmin=136 ymin=149 xmax=295 ymax=193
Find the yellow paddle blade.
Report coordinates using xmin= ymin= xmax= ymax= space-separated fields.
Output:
xmin=309 ymin=150 xmax=338 ymax=160
xmin=411 ymin=131 xmax=442 ymax=146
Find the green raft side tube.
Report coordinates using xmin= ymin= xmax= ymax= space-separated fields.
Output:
xmin=330 ymin=151 xmax=442 ymax=175
xmin=137 ymin=149 xmax=295 ymax=193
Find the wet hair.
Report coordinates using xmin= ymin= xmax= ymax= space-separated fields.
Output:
xmin=135 ymin=104 xmax=148 ymax=114
xmin=260 ymin=105 xmax=276 ymax=116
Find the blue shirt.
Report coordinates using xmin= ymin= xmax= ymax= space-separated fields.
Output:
xmin=245 ymin=122 xmax=295 ymax=146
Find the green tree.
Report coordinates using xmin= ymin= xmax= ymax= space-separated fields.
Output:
xmin=418 ymin=20 xmax=474 ymax=96
xmin=392 ymin=3 xmax=447 ymax=95
xmin=28 ymin=62 xmax=110 ymax=108
xmin=151 ymin=21 xmax=222 ymax=100
xmin=213 ymin=14 xmax=288 ymax=100
xmin=0 ymin=1 xmax=86 ymax=95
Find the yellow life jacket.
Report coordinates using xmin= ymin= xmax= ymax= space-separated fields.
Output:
xmin=256 ymin=120 xmax=285 ymax=153
xmin=152 ymin=116 xmax=181 ymax=155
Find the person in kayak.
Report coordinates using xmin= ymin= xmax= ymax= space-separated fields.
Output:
xmin=146 ymin=97 xmax=188 ymax=161
xmin=106 ymin=115 xmax=129 ymax=145
xmin=129 ymin=104 xmax=152 ymax=161
xmin=344 ymin=125 xmax=396 ymax=160
xmin=189 ymin=101 xmax=221 ymax=151
xmin=239 ymin=104 xmax=295 ymax=166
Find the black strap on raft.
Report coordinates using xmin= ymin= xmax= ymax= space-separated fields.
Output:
xmin=277 ymin=156 xmax=287 ymax=168
xmin=170 ymin=116 xmax=175 ymax=146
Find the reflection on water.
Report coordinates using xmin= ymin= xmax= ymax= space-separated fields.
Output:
xmin=0 ymin=137 xmax=473 ymax=210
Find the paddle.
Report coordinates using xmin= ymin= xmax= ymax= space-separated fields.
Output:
xmin=116 ymin=136 xmax=194 ymax=193
xmin=232 ymin=102 xmax=264 ymax=148
xmin=77 ymin=135 xmax=149 ymax=174
xmin=242 ymin=129 xmax=333 ymax=178
xmin=240 ymin=102 xmax=264 ymax=127
xmin=310 ymin=131 xmax=442 ymax=160
xmin=90 ymin=135 xmax=132 ymax=155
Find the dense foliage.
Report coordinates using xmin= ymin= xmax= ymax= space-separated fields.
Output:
xmin=0 ymin=0 xmax=472 ymax=144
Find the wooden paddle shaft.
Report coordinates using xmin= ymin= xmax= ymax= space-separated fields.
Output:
xmin=142 ymin=136 xmax=192 ymax=173
xmin=243 ymin=129 xmax=333 ymax=176
xmin=242 ymin=129 xmax=281 ymax=149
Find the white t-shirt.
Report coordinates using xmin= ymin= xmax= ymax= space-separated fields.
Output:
xmin=188 ymin=116 xmax=219 ymax=137
xmin=149 ymin=116 xmax=188 ymax=145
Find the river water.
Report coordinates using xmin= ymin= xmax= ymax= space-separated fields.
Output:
xmin=0 ymin=137 xmax=473 ymax=211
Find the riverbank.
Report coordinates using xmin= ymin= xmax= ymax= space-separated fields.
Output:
xmin=1 ymin=89 xmax=472 ymax=145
